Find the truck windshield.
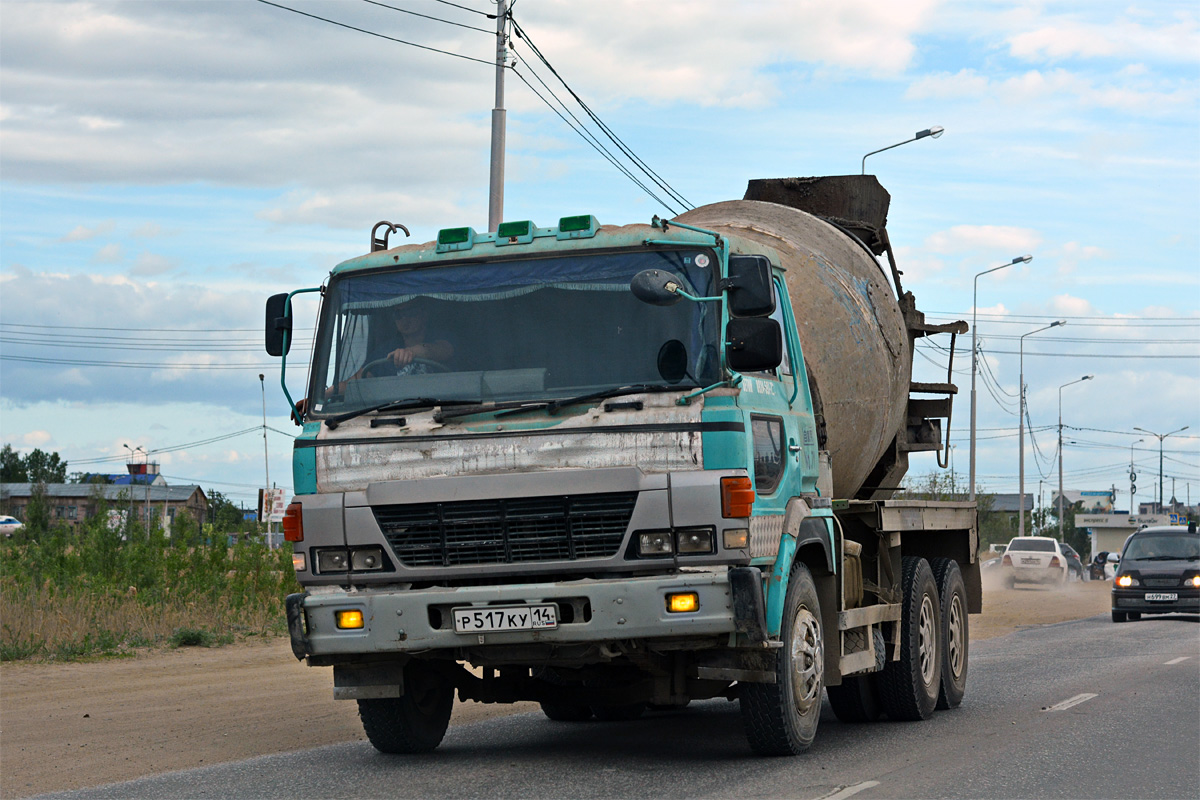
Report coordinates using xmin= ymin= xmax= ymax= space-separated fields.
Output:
xmin=306 ymin=249 xmax=721 ymax=417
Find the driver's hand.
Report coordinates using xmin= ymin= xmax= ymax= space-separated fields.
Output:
xmin=388 ymin=347 xmax=414 ymax=367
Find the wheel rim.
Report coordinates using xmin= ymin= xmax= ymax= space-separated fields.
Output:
xmin=946 ymin=594 xmax=965 ymax=678
xmin=790 ymin=605 xmax=824 ymax=714
xmin=918 ymin=594 xmax=937 ymax=686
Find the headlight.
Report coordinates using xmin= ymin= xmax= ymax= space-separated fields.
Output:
xmin=350 ymin=547 xmax=386 ymax=571
xmin=638 ymin=532 xmax=674 ymax=557
xmin=315 ymin=547 xmax=388 ymax=574
xmin=677 ymin=528 xmax=714 ymax=554
xmin=317 ymin=549 xmax=350 ymax=573
xmin=1187 ymin=575 xmax=1200 ymax=588
xmin=1115 ymin=574 xmax=1137 ymax=588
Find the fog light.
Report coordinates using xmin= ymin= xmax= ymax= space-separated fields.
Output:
xmin=677 ymin=528 xmax=714 ymax=554
xmin=638 ymin=532 xmax=674 ymax=556
xmin=667 ymin=592 xmax=699 ymax=613
xmin=723 ymin=528 xmax=749 ymax=549
xmin=335 ymin=609 xmax=364 ymax=629
xmin=292 ymin=552 xmax=307 ymax=572
xmin=316 ymin=549 xmax=350 ymax=573
xmin=351 ymin=547 xmax=385 ymax=571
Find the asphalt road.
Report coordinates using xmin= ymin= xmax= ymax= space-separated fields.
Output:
xmin=39 ymin=613 xmax=1199 ymax=800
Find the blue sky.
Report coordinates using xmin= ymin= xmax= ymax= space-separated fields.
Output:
xmin=2 ymin=0 xmax=1197 ymax=512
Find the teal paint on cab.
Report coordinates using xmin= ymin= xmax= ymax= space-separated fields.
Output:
xmin=699 ymin=404 xmax=748 ymax=470
xmin=292 ymin=422 xmax=320 ymax=494
xmin=765 ymin=533 xmax=797 ymax=637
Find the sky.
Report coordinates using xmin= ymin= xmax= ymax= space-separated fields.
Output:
xmin=1 ymin=0 xmax=1198 ymax=514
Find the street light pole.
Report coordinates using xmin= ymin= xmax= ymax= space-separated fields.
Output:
xmin=861 ymin=126 xmax=944 ymax=174
xmin=1133 ymin=426 xmax=1189 ymax=513
xmin=487 ymin=0 xmax=509 ymax=231
xmin=970 ymin=254 xmax=1033 ymax=501
xmin=1019 ymin=320 xmax=1065 ymax=536
xmin=260 ymin=374 xmax=272 ymax=543
xmin=1130 ymin=439 xmax=1143 ymax=513
xmin=1057 ymin=375 xmax=1093 ymax=540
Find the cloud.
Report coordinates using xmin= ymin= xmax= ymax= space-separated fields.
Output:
xmin=92 ymin=243 xmax=123 ymax=263
xmin=60 ymin=220 xmax=115 ymax=242
xmin=925 ymin=225 xmax=1042 ymax=254
xmin=256 ymin=188 xmax=465 ymax=231
xmin=1007 ymin=16 xmax=1200 ymax=64
xmin=130 ymin=251 xmax=176 ymax=277
xmin=21 ymin=430 xmax=52 ymax=447
xmin=132 ymin=222 xmax=163 ymax=238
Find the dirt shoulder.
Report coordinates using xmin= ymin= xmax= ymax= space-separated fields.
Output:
xmin=0 ymin=580 xmax=1111 ymax=798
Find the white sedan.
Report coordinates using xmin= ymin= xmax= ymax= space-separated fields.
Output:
xmin=1001 ymin=536 xmax=1069 ymax=587
xmin=0 ymin=515 xmax=23 ymax=537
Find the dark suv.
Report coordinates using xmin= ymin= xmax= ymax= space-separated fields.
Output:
xmin=1111 ymin=524 xmax=1200 ymax=623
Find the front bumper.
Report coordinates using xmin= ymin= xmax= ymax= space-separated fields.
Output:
xmin=288 ymin=568 xmax=753 ymax=660
xmin=1112 ymin=589 xmax=1200 ymax=614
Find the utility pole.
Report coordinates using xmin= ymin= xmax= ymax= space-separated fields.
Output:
xmin=260 ymin=374 xmax=272 ymax=543
xmin=1057 ymin=375 xmax=1091 ymax=540
xmin=1130 ymin=438 xmax=1143 ymax=513
xmin=1019 ymin=321 xmax=1065 ymax=536
xmin=1134 ymin=426 xmax=1189 ymax=514
xmin=487 ymin=0 xmax=509 ymax=232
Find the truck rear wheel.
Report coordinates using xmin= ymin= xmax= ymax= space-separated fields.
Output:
xmin=740 ymin=562 xmax=823 ymax=755
xmin=930 ymin=558 xmax=968 ymax=710
xmin=878 ymin=557 xmax=940 ymax=721
xmin=357 ymin=661 xmax=454 ymax=753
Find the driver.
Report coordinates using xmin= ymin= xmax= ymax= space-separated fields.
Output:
xmin=362 ymin=298 xmax=453 ymax=378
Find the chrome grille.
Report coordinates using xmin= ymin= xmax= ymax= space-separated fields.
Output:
xmin=374 ymin=492 xmax=637 ymax=567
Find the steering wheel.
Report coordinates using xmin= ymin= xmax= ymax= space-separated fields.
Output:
xmin=358 ymin=355 xmax=451 ymax=376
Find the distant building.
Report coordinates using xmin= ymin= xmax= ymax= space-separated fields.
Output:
xmin=0 ymin=482 xmax=207 ymax=532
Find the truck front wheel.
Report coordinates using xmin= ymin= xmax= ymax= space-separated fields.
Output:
xmin=878 ymin=556 xmax=941 ymax=721
xmin=740 ymin=562 xmax=824 ymax=755
xmin=357 ymin=661 xmax=454 ymax=753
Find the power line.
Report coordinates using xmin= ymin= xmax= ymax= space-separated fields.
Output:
xmin=359 ymin=0 xmax=495 ymax=34
xmin=0 ymin=355 xmax=299 ymax=370
xmin=255 ymin=0 xmax=496 ymax=65
xmin=432 ymin=0 xmax=494 ymax=17
xmin=508 ymin=16 xmax=694 ymax=212
xmin=977 ymin=347 xmax=1197 ymax=360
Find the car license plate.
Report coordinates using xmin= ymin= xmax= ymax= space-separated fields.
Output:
xmin=452 ymin=604 xmax=558 ymax=633
xmin=1021 ymin=557 xmax=1039 ymax=565
xmin=1144 ymin=592 xmax=1178 ymax=602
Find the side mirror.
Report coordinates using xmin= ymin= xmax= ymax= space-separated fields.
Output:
xmin=726 ymin=255 xmax=776 ymax=317
xmin=630 ymin=269 xmax=685 ymax=306
xmin=726 ymin=318 xmax=783 ymax=372
xmin=265 ymin=293 xmax=293 ymax=357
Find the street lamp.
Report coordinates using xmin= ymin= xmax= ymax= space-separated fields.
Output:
xmin=122 ymin=443 xmax=146 ymax=530
xmin=1129 ymin=439 xmax=1144 ymax=513
xmin=861 ymin=126 xmax=944 ymax=174
xmin=1057 ymin=375 xmax=1092 ymax=540
xmin=1133 ymin=426 xmax=1189 ymax=512
xmin=969 ymin=254 xmax=1033 ymax=501
xmin=1018 ymin=320 xmax=1066 ymax=536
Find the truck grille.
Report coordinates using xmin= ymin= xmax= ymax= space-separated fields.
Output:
xmin=373 ymin=492 xmax=638 ymax=567
xmin=1143 ymin=577 xmax=1179 ymax=588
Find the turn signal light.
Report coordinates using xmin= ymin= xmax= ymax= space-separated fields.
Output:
xmin=282 ymin=502 xmax=304 ymax=542
xmin=335 ymin=609 xmax=365 ymax=629
xmin=1049 ymin=556 xmax=1061 ymax=568
xmin=1002 ymin=554 xmax=1012 ymax=567
xmin=666 ymin=592 xmax=699 ymax=613
xmin=721 ymin=476 xmax=755 ymax=518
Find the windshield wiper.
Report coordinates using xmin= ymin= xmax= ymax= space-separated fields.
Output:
xmin=435 ymin=384 xmax=684 ymax=423
xmin=496 ymin=384 xmax=677 ymax=420
xmin=324 ymin=398 xmax=474 ymax=427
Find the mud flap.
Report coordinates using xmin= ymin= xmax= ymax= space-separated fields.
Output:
xmin=730 ymin=566 xmax=768 ymax=644
xmin=285 ymin=592 xmax=310 ymax=661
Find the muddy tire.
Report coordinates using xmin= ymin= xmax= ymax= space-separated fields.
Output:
xmin=878 ymin=557 xmax=941 ymax=721
xmin=740 ymin=562 xmax=824 ymax=755
xmin=357 ymin=661 xmax=454 ymax=753
xmin=930 ymin=558 xmax=969 ymax=710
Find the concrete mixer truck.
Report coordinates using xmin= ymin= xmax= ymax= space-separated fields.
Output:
xmin=266 ymin=175 xmax=979 ymax=756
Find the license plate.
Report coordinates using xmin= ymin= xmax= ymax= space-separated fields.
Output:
xmin=1144 ymin=592 xmax=1178 ymax=602
xmin=452 ymin=604 xmax=558 ymax=633
xmin=1021 ymin=558 xmax=1040 ymax=565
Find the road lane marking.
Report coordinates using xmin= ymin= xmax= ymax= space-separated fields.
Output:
xmin=1044 ymin=693 xmax=1098 ymax=712
xmin=1165 ymin=656 xmax=1190 ymax=665
xmin=817 ymin=781 xmax=880 ymax=800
